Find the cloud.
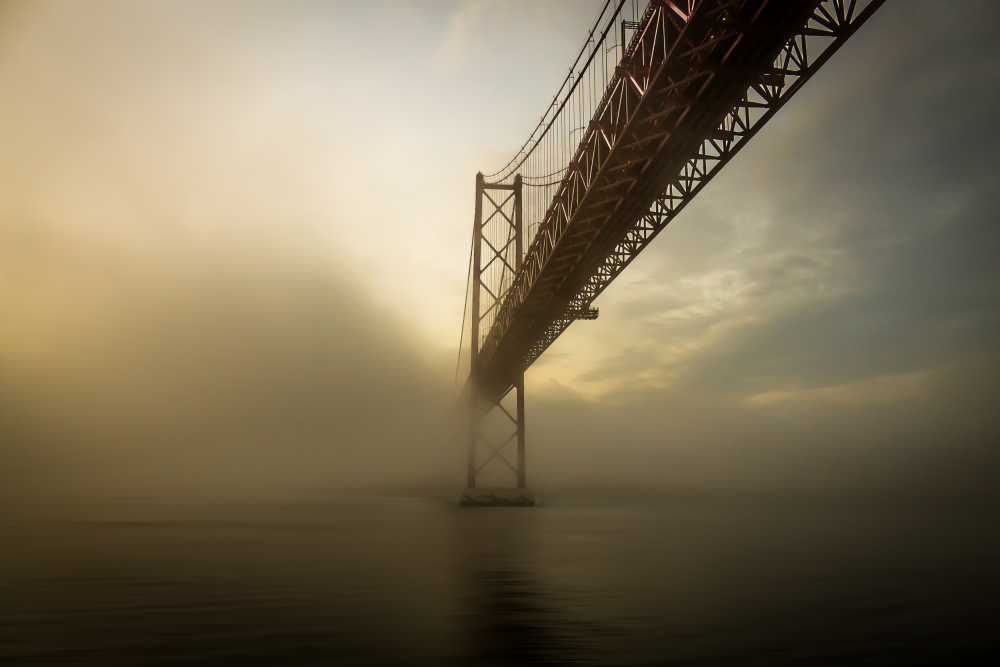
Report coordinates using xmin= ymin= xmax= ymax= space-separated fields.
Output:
xmin=434 ymin=0 xmax=503 ymax=67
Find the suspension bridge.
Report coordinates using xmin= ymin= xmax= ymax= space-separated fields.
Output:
xmin=458 ymin=0 xmax=885 ymax=505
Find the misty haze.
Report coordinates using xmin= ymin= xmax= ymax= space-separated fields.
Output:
xmin=2 ymin=1 xmax=998 ymax=664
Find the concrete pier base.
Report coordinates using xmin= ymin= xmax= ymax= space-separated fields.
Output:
xmin=460 ymin=487 xmax=536 ymax=507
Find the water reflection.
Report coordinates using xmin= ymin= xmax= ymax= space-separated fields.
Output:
xmin=0 ymin=499 xmax=998 ymax=665
xmin=453 ymin=504 xmax=621 ymax=665
xmin=466 ymin=564 xmax=617 ymax=665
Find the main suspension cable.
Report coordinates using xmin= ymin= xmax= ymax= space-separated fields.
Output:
xmin=455 ymin=220 xmax=475 ymax=384
xmin=482 ymin=0 xmax=623 ymax=182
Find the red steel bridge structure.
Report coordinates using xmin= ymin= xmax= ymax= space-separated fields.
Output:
xmin=459 ymin=0 xmax=885 ymax=503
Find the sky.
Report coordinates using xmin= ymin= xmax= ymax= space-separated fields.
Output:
xmin=1 ymin=0 xmax=999 ymax=504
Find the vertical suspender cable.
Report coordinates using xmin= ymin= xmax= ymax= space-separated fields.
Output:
xmin=455 ymin=219 xmax=475 ymax=383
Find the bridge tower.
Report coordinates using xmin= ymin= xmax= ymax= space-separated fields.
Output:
xmin=462 ymin=172 xmax=534 ymax=507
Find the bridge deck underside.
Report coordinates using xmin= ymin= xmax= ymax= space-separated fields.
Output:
xmin=475 ymin=0 xmax=871 ymax=404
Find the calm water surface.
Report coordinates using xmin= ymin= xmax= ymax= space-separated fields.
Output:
xmin=1 ymin=497 xmax=997 ymax=665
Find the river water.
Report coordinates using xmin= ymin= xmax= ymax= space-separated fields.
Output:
xmin=2 ymin=497 xmax=997 ymax=665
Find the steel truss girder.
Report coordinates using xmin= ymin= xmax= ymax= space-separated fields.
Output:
xmin=474 ymin=0 xmax=883 ymax=401
xmin=523 ymin=0 xmax=885 ymax=369
xmin=480 ymin=0 xmax=784 ymax=387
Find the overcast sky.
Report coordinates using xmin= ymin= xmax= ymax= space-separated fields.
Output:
xmin=2 ymin=1 xmax=998 ymax=503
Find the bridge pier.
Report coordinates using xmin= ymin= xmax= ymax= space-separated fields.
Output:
xmin=462 ymin=172 xmax=534 ymax=507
